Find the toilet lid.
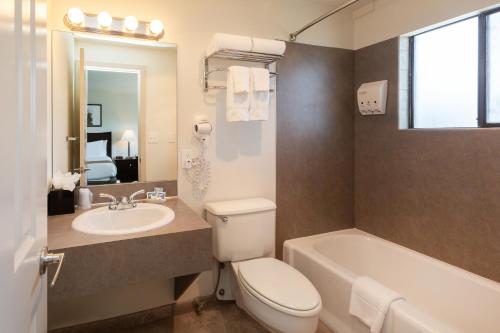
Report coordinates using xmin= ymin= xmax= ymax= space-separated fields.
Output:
xmin=238 ymin=258 xmax=321 ymax=312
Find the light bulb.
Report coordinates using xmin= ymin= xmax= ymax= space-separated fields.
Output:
xmin=97 ymin=11 xmax=112 ymax=28
xmin=149 ymin=19 xmax=164 ymax=35
xmin=124 ymin=16 xmax=138 ymax=31
xmin=67 ymin=8 xmax=84 ymax=26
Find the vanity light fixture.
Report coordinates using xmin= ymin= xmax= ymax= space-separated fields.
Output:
xmin=124 ymin=16 xmax=139 ymax=31
xmin=67 ymin=8 xmax=84 ymax=26
xmin=64 ymin=10 xmax=165 ymax=41
xmin=149 ymin=19 xmax=164 ymax=35
xmin=97 ymin=11 xmax=112 ymax=28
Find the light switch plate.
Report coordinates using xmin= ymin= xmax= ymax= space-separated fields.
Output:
xmin=148 ymin=132 xmax=160 ymax=144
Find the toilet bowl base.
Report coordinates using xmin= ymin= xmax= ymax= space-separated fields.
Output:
xmin=215 ymin=261 xmax=320 ymax=333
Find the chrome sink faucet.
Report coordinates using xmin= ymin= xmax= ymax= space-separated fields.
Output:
xmin=99 ymin=193 xmax=118 ymax=210
xmin=99 ymin=189 xmax=145 ymax=210
xmin=128 ymin=190 xmax=145 ymax=207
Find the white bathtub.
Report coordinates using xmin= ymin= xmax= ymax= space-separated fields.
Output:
xmin=283 ymin=229 xmax=500 ymax=333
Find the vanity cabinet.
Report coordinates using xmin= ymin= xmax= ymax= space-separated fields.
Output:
xmin=115 ymin=158 xmax=138 ymax=182
xmin=47 ymin=198 xmax=212 ymax=330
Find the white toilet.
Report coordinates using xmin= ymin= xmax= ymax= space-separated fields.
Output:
xmin=205 ymin=198 xmax=322 ymax=333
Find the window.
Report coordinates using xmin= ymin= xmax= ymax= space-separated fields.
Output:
xmin=487 ymin=12 xmax=500 ymax=123
xmin=409 ymin=8 xmax=500 ymax=128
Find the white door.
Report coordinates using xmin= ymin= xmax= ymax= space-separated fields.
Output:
xmin=0 ymin=0 xmax=49 ymax=332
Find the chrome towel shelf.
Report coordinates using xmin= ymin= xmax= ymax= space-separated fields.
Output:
xmin=203 ymin=49 xmax=283 ymax=91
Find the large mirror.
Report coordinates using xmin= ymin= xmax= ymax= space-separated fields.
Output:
xmin=51 ymin=31 xmax=177 ymax=187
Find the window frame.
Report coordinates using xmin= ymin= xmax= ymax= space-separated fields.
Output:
xmin=408 ymin=7 xmax=500 ymax=129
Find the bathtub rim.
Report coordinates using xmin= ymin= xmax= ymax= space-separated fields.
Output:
xmin=283 ymin=228 xmax=500 ymax=291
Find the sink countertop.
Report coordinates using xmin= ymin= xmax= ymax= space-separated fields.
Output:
xmin=47 ymin=198 xmax=213 ymax=303
xmin=48 ymin=198 xmax=211 ymax=251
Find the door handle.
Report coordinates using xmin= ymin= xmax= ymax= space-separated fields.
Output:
xmin=66 ymin=136 xmax=79 ymax=142
xmin=39 ymin=246 xmax=65 ymax=287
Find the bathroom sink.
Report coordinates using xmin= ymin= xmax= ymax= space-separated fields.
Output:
xmin=72 ymin=203 xmax=175 ymax=236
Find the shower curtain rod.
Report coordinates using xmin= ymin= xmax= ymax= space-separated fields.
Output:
xmin=289 ymin=0 xmax=361 ymax=41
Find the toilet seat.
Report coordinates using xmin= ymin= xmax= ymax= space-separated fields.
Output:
xmin=237 ymin=258 xmax=322 ymax=317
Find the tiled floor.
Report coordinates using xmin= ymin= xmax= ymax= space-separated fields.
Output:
xmin=122 ymin=301 xmax=333 ymax=333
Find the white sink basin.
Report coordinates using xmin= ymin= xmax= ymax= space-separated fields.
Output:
xmin=72 ymin=203 xmax=175 ymax=236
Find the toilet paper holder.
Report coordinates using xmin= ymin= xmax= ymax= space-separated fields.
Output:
xmin=193 ymin=120 xmax=213 ymax=144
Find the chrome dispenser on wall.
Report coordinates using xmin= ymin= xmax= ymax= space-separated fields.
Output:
xmin=357 ymin=80 xmax=388 ymax=115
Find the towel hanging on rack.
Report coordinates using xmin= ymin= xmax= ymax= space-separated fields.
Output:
xmin=226 ymin=67 xmax=250 ymax=122
xmin=249 ymin=67 xmax=270 ymax=121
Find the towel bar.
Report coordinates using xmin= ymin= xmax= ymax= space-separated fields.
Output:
xmin=203 ymin=48 xmax=282 ymax=92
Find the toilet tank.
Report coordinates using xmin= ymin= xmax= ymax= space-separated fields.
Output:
xmin=205 ymin=198 xmax=277 ymax=262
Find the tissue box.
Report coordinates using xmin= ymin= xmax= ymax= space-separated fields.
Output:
xmin=48 ymin=189 xmax=75 ymax=216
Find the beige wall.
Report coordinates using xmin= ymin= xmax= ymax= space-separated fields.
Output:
xmin=75 ymin=39 xmax=177 ymax=181
xmin=48 ymin=0 xmax=354 ymax=216
xmin=47 ymin=0 xmax=354 ymax=306
xmin=51 ymin=31 xmax=75 ymax=175
xmin=354 ymin=0 xmax=500 ymax=49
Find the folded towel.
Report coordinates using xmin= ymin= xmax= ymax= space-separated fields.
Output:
xmin=207 ymin=33 xmax=252 ymax=56
xmin=251 ymin=37 xmax=286 ymax=55
xmin=250 ymin=67 xmax=269 ymax=92
xmin=349 ymin=277 xmax=404 ymax=333
xmin=229 ymin=66 xmax=250 ymax=93
xmin=249 ymin=68 xmax=270 ymax=121
xmin=227 ymin=67 xmax=250 ymax=122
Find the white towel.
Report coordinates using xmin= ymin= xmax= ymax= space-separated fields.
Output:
xmin=227 ymin=67 xmax=250 ymax=122
xmin=349 ymin=277 xmax=404 ymax=333
xmin=229 ymin=66 xmax=250 ymax=93
xmin=207 ymin=33 xmax=252 ymax=56
xmin=250 ymin=67 xmax=269 ymax=92
xmin=251 ymin=37 xmax=286 ymax=55
xmin=249 ymin=68 xmax=270 ymax=121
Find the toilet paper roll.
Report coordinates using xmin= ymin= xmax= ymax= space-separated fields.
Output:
xmin=194 ymin=122 xmax=212 ymax=135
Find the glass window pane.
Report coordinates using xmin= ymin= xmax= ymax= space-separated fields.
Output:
xmin=413 ymin=18 xmax=478 ymax=128
xmin=487 ymin=12 xmax=500 ymax=123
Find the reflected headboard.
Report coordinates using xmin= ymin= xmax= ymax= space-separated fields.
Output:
xmin=87 ymin=132 xmax=112 ymax=158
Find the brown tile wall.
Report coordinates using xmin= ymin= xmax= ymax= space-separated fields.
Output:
xmin=354 ymin=38 xmax=500 ymax=282
xmin=276 ymin=42 xmax=355 ymax=259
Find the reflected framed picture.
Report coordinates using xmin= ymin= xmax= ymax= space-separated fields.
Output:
xmin=87 ymin=104 xmax=102 ymax=127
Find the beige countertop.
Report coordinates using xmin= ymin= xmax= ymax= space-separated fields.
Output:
xmin=48 ymin=198 xmax=211 ymax=250
xmin=47 ymin=198 xmax=213 ymax=302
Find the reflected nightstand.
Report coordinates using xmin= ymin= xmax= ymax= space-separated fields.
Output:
xmin=114 ymin=157 xmax=138 ymax=182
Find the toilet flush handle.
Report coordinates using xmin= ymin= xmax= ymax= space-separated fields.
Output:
xmin=221 ymin=216 xmax=228 ymax=223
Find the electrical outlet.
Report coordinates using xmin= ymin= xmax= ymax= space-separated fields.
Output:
xmin=182 ymin=149 xmax=193 ymax=169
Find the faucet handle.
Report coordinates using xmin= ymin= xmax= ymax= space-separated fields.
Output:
xmin=99 ymin=193 xmax=117 ymax=204
xmin=129 ymin=189 xmax=145 ymax=203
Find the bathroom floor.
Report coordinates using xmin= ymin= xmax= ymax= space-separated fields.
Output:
xmin=121 ymin=301 xmax=333 ymax=333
